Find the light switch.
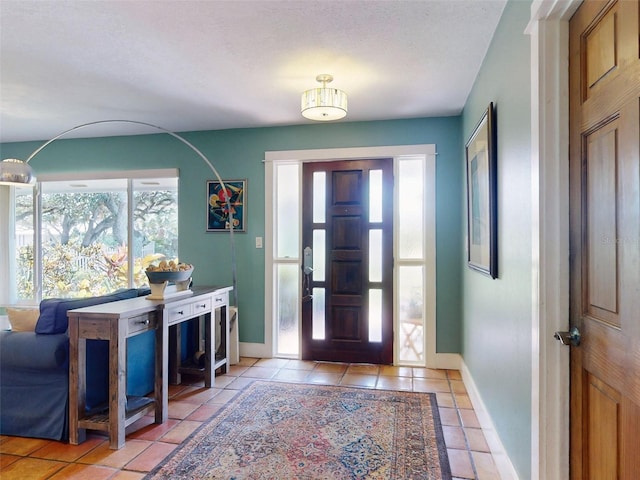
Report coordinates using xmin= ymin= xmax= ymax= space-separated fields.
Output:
xmin=255 ymin=236 xmax=263 ymax=249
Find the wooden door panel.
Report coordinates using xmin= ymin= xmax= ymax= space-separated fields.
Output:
xmin=570 ymin=1 xmax=640 ymax=479
xmin=302 ymin=159 xmax=393 ymax=364
xmin=585 ymin=373 xmax=621 ymax=480
xmin=584 ymin=119 xmax=619 ymax=324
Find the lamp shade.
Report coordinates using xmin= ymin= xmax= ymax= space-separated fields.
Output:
xmin=301 ymin=74 xmax=347 ymax=121
xmin=0 ymin=158 xmax=35 ymax=186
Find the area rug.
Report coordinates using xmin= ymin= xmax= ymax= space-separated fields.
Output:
xmin=146 ymin=381 xmax=451 ymax=479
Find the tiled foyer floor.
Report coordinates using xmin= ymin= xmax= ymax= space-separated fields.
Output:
xmin=0 ymin=358 xmax=501 ymax=479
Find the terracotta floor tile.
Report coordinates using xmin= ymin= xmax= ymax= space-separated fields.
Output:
xmin=272 ymin=368 xmax=311 ymax=382
xmin=413 ymin=367 xmax=448 ymax=379
xmin=450 ymin=379 xmax=467 ymax=394
xmin=413 ymin=378 xmax=451 ymax=393
xmin=459 ymin=408 xmax=481 ymax=428
xmin=314 ymin=362 xmax=348 ymax=374
xmin=226 ymin=365 xmax=249 ymax=376
xmin=340 ymin=373 xmax=377 ymax=388
xmin=282 ymin=359 xmax=316 ymax=370
xmin=240 ymin=366 xmax=278 ymax=379
xmin=438 ymin=407 xmax=461 ymax=426
xmin=447 ymin=448 xmax=475 ymax=479
xmin=0 ymin=453 xmax=21 ymax=469
xmin=212 ymin=375 xmax=236 ymax=388
xmin=30 ymin=436 xmax=104 ymax=462
xmin=305 ymin=372 xmax=343 ymax=385
xmin=0 ymin=436 xmax=51 ymax=456
xmin=160 ymin=420 xmax=201 ymax=444
xmin=77 ymin=439 xmax=152 ymax=469
xmin=127 ymin=419 xmax=181 ymax=442
xmin=225 ymin=376 xmax=254 ymax=390
xmin=48 ymin=462 xmax=117 ymax=479
xmin=0 ymin=457 xmax=66 ymax=480
xmin=185 ymin=404 xmax=223 ymax=422
xmin=170 ymin=386 xmax=222 ymax=404
xmin=346 ymin=364 xmax=380 ymax=375
xmin=443 ymin=426 xmax=468 ymax=450
xmin=454 ymin=393 xmax=474 ymax=409
xmin=435 ymin=391 xmax=456 ymax=408
xmin=237 ymin=357 xmax=259 ymax=366
xmin=110 ymin=470 xmax=147 ymax=479
xmin=254 ymin=358 xmax=290 ymax=368
xmin=167 ymin=383 xmax=188 ymax=399
xmin=167 ymin=400 xmax=200 ymax=420
xmin=206 ymin=388 xmax=240 ymax=405
xmin=465 ymin=427 xmax=491 ymax=452
xmin=379 ymin=365 xmax=413 ymax=377
xmin=472 ymin=451 xmax=501 ymax=480
xmin=124 ymin=442 xmax=177 ymax=472
xmin=376 ymin=375 xmax=413 ymax=391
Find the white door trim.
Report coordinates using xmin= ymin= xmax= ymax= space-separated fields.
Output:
xmin=527 ymin=1 xmax=580 ymax=478
xmin=263 ymin=144 xmax=438 ymax=366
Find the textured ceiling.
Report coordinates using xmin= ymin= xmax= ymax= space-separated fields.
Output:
xmin=0 ymin=0 xmax=507 ymax=143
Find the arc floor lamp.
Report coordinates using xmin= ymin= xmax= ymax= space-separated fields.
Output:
xmin=0 ymin=119 xmax=237 ymax=306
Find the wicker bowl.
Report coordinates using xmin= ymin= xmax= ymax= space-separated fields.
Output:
xmin=145 ymin=267 xmax=194 ymax=285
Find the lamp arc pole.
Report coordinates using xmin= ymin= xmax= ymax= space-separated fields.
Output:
xmin=3 ymin=119 xmax=238 ymax=306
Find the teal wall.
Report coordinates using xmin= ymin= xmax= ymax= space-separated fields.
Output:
xmin=1 ymin=116 xmax=463 ymax=351
xmin=461 ymin=0 xmax=532 ymax=478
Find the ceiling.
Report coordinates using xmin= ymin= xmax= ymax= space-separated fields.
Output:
xmin=0 ymin=0 xmax=507 ymax=143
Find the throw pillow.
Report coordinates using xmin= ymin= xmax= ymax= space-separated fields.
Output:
xmin=6 ymin=307 xmax=40 ymax=332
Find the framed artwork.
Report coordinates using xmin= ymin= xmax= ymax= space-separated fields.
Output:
xmin=206 ymin=179 xmax=246 ymax=232
xmin=465 ymin=102 xmax=497 ymax=278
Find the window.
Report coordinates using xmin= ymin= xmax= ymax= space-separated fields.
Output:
xmin=5 ymin=170 xmax=178 ymax=303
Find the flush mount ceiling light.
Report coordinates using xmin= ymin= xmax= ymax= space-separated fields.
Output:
xmin=301 ymin=74 xmax=348 ymax=121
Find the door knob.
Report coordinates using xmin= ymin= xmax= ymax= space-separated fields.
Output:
xmin=554 ymin=326 xmax=581 ymax=346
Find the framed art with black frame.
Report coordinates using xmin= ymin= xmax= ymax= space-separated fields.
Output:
xmin=465 ymin=102 xmax=497 ymax=278
xmin=206 ymin=179 xmax=246 ymax=232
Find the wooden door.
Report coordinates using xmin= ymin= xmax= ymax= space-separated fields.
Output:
xmin=569 ymin=1 xmax=640 ymax=478
xmin=301 ymin=159 xmax=393 ymax=364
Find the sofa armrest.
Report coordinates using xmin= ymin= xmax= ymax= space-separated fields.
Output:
xmin=0 ymin=331 xmax=68 ymax=370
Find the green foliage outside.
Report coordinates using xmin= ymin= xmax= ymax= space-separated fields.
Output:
xmin=15 ymin=187 xmax=178 ymax=300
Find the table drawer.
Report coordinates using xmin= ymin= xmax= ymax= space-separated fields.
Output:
xmin=193 ymin=297 xmax=212 ymax=315
xmin=167 ymin=303 xmax=194 ymax=325
xmin=127 ymin=312 xmax=157 ymax=335
xmin=212 ymin=292 xmax=228 ymax=308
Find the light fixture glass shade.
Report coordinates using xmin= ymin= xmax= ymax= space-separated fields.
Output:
xmin=0 ymin=158 xmax=35 ymax=186
xmin=301 ymin=74 xmax=347 ymax=121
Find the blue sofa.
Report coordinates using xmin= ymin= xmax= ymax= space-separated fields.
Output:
xmin=0 ymin=289 xmax=155 ymax=441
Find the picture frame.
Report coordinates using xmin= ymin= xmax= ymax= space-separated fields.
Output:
xmin=465 ymin=102 xmax=497 ymax=278
xmin=206 ymin=179 xmax=246 ymax=232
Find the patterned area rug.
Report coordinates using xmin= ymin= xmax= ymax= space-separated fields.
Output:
xmin=146 ymin=381 xmax=451 ymax=479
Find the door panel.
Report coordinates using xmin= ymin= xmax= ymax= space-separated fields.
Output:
xmin=569 ymin=1 xmax=640 ymax=478
xmin=302 ymin=159 xmax=393 ymax=364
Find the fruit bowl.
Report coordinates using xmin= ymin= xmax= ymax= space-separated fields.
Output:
xmin=145 ymin=268 xmax=193 ymax=285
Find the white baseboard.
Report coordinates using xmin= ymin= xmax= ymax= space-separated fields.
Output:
xmin=460 ymin=360 xmax=520 ymax=480
xmin=431 ymin=352 xmax=462 ymax=370
xmin=239 ymin=342 xmax=271 ymax=359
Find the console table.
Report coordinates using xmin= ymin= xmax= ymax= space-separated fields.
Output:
xmin=67 ymin=285 xmax=232 ymax=449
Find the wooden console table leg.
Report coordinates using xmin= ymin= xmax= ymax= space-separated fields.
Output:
xmin=157 ymin=312 xmax=168 ymax=424
xmin=68 ymin=318 xmax=86 ymax=445
xmin=108 ymin=318 xmax=127 ymax=449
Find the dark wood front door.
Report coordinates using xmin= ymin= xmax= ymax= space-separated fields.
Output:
xmin=301 ymin=159 xmax=393 ymax=364
xmin=569 ymin=1 xmax=640 ymax=478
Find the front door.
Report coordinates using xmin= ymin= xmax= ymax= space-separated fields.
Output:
xmin=569 ymin=1 xmax=640 ymax=478
xmin=301 ymin=159 xmax=393 ymax=364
